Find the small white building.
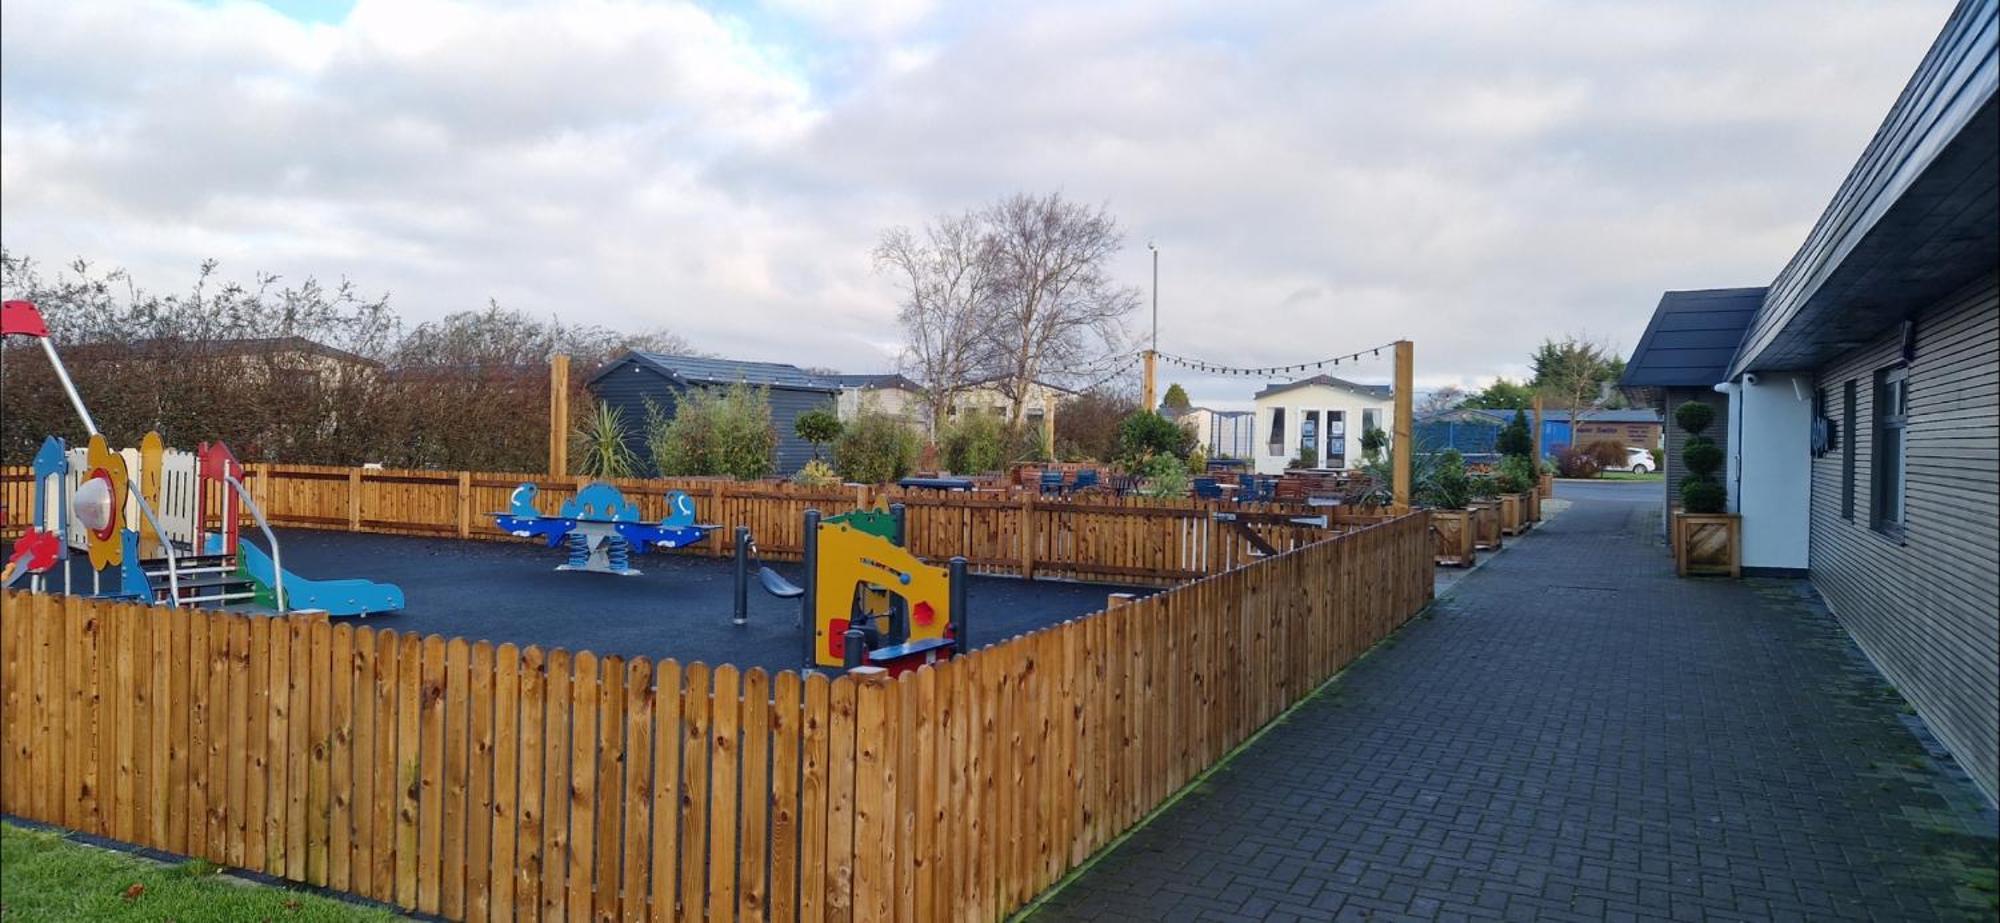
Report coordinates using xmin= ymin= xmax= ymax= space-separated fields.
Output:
xmin=1251 ymin=375 xmax=1394 ymax=475
xmin=1177 ymin=407 xmax=1256 ymax=459
xmin=821 ymin=374 xmax=929 ymax=425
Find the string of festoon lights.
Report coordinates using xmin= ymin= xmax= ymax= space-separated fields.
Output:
xmin=1151 ymin=339 xmax=1403 ymax=378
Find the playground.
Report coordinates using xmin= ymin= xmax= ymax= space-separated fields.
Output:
xmin=3 ymin=526 xmax=1147 ymax=674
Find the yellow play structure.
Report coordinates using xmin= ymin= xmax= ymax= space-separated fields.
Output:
xmin=801 ymin=505 xmax=966 ymax=673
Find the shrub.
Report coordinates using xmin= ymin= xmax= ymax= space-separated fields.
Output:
xmin=652 ymin=383 xmax=777 ymax=480
xmin=1115 ymin=411 xmax=1195 ymax=465
xmin=794 ymin=408 xmax=843 ymax=459
xmin=572 ymin=401 xmax=637 ymax=479
xmin=1585 ymin=439 xmax=1628 ymax=469
xmin=831 ymin=412 xmax=920 ymax=484
xmin=1494 ymin=409 xmax=1534 ymax=458
xmin=1470 ymin=474 xmax=1499 ymax=499
xmin=1417 ymin=449 xmax=1472 ymax=509
xmin=939 ymin=413 xmax=1007 ymax=474
xmin=1185 ymin=445 xmax=1208 ymax=475
xmin=1496 ymin=454 xmax=1536 ymax=494
xmin=1673 ymin=400 xmax=1715 ymax=434
xmin=1360 ymin=426 xmax=1388 ymax=464
xmin=1288 ymin=444 xmax=1318 ymax=470
xmin=1680 ymin=479 xmax=1726 ymax=512
xmin=1554 ymin=446 xmax=1600 ymax=479
xmin=1137 ymin=453 xmax=1191 ymax=498
xmin=1681 ymin=438 xmax=1723 ymax=480
xmin=791 ymin=458 xmax=840 ymax=487
xmin=1649 ymin=447 xmax=1663 ymax=470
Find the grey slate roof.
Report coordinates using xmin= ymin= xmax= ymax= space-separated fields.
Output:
xmin=819 ymin=373 xmax=923 ymax=391
xmin=1620 ymin=288 xmax=1767 ymax=389
xmin=1253 ymin=375 xmax=1393 ymax=401
xmin=591 ymin=351 xmax=837 ymax=392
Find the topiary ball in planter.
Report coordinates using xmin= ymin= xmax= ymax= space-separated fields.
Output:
xmin=1680 ymin=479 xmax=1726 ymax=514
xmin=1682 ymin=441 xmax=1724 ymax=479
xmin=1674 ymin=400 xmax=1715 ymax=435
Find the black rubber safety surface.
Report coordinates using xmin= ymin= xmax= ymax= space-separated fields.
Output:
xmin=8 ymin=529 xmax=1153 ymax=674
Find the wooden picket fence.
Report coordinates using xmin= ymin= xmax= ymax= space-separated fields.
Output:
xmin=0 ymin=513 xmax=1432 ymax=923
xmin=2 ymin=464 xmax=1389 ymax=585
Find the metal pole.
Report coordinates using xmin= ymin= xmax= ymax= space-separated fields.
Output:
xmin=889 ymin=503 xmax=906 ymax=547
xmin=39 ymin=338 xmax=99 ymax=436
xmin=733 ymin=525 xmax=750 ymax=626
xmin=802 ymin=509 xmax=820 ymax=667
xmin=948 ymin=556 xmax=968 ymax=654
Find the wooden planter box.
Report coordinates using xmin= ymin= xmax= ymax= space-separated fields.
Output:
xmin=1538 ymin=473 xmax=1554 ymax=499
xmin=1431 ymin=508 xmax=1476 ymax=566
xmin=1672 ymin=511 xmax=1741 ymax=577
xmin=1523 ymin=488 xmax=1541 ymax=523
xmin=1470 ymin=500 xmax=1503 ymax=551
xmin=1500 ymin=494 xmax=1527 ymax=535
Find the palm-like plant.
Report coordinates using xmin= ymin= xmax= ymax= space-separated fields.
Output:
xmin=573 ymin=401 xmax=637 ymax=479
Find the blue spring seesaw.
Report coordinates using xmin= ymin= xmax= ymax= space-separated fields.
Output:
xmin=491 ymin=481 xmax=715 ymax=575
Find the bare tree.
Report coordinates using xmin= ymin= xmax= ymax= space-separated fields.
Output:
xmin=1418 ymin=385 xmax=1466 ymax=417
xmin=874 ymin=213 xmax=996 ymax=431
xmin=976 ymin=192 xmax=1140 ymax=428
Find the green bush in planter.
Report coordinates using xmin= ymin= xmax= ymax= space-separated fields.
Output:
xmin=1676 ymin=401 xmax=1726 ymax=513
xmin=1417 ymin=449 xmax=1472 ymax=509
xmin=1680 ymin=479 xmax=1726 ymax=513
xmin=1470 ymin=474 xmax=1499 ymax=499
xmin=1496 ymin=454 xmax=1536 ymax=494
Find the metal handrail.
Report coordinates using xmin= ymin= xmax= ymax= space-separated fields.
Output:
xmin=222 ymin=473 xmax=286 ymax=615
xmin=123 ymin=482 xmax=182 ymax=606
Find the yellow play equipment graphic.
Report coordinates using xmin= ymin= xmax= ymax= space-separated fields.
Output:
xmin=812 ymin=522 xmax=953 ymax=668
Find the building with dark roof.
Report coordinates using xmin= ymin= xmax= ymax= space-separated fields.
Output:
xmin=587 ymin=351 xmax=839 ymax=476
xmin=1619 ymin=0 xmax=1997 ymax=803
xmin=1250 ymin=374 xmax=1396 ymax=474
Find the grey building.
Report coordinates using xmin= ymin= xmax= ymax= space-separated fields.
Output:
xmin=587 ymin=352 xmax=839 ymax=476
xmin=1621 ymin=0 xmax=1997 ymax=804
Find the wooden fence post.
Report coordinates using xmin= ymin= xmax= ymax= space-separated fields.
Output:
xmin=346 ymin=470 xmax=362 ymax=532
xmin=549 ymin=354 xmax=570 ymax=478
xmin=1020 ymin=493 xmax=1036 ymax=580
xmin=455 ymin=472 xmax=471 ymax=539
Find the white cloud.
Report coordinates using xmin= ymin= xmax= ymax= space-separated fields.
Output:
xmin=0 ymin=0 xmax=1958 ymax=405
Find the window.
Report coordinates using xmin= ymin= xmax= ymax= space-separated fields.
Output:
xmin=1841 ymin=379 xmax=1857 ymax=520
xmin=1870 ymin=367 xmax=1907 ymax=533
xmin=1300 ymin=411 xmax=1320 ymax=455
xmin=1267 ymin=407 xmax=1285 ymax=453
xmin=1362 ymin=408 xmax=1380 ymax=435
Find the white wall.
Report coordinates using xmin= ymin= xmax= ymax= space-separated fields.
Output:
xmin=1726 ymin=374 xmax=1813 ymax=570
xmin=1251 ymin=384 xmax=1392 ymax=475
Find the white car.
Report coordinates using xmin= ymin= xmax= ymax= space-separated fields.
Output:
xmin=1611 ymin=446 xmax=1656 ymax=473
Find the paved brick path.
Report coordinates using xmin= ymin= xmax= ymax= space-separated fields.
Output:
xmin=1032 ymin=485 xmax=1998 ymax=922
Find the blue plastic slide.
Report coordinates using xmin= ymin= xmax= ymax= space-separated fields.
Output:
xmin=238 ymin=539 xmax=405 ymax=616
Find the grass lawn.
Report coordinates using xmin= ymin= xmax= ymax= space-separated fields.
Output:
xmin=1595 ymin=471 xmax=1664 ymax=481
xmin=0 ymin=822 xmax=399 ymax=922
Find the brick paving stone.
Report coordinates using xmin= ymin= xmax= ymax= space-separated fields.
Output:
xmin=1030 ymin=485 xmax=1999 ymax=922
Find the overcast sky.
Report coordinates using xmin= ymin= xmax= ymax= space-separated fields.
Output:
xmin=0 ymin=0 xmax=1955 ymax=407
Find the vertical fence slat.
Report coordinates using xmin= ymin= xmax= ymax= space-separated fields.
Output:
xmin=679 ymin=662 xmax=712 ymax=923
xmin=540 ymin=649 xmax=572 ymax=923
xmin=492 ymin=642 xmax=521 ymax=923
xmin=329 ymin=623 xmax=354 ymax=890
xmin=621 ymin=657 xmax=654 ymax=923
xmin=567 ymin=651 xmax=599 ymax=923
xmin=739 ymin=668 xmax=770 ymax=923
xmin=798 ymin=672 xmax=830 ymax=923
xmin=708 ymin=664 xmax=741 ymax=923
xmin=649 ymin=659 xmax=683 ymax=923
xmin=594 ymin=655 xmax=626 ymax=923
xmin=769 ymin=670 xmax=801 ymax=923
xmin=468 ymin=640 xmax=497 ymax=923
xmin=517 ymin=646 xmax=548 ymax=921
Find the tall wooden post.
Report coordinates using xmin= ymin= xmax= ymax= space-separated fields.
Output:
xmin=1141 ymin=350 xmax=1158 ymax=411
xmin=548 ymin=354 xmax=571 ymax=477
xmin=1393 ymin=340 xmax=1413 ymax=512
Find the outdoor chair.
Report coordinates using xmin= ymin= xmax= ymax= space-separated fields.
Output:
xmin=1040 ymin=469 xmax=1066 ymax=494
xmin=1072 ymin=468 xmax=1100 ymax=492
xmin=1192 ymin=476 xmax=1224 ymax=500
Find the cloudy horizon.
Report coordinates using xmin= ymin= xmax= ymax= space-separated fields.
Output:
xmin=0 ymin=0 xmax=1956 ymax=409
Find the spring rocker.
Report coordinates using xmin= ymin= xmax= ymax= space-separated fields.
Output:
xmin=1 ymin=299 xmax=404 ymax=616
xmin=799 ymin=504 xmax=967 ymax=674
xmin=491 ymin=481 xmax=716 ymax=575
